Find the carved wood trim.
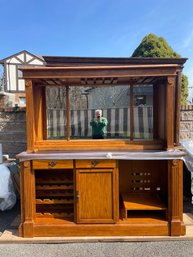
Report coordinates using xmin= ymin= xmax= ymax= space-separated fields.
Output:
xmin=21 ymin=161 xmax=35 ymax=237
xmin=174 ymin=71 xmax=182 ymax=145
xmin=166 ymin=76 xmax=175 ymax=149
xmin=168 ymin=160 xmax=184 ymax=236
xmin=25 ymin=79 xmax=35 ymax=152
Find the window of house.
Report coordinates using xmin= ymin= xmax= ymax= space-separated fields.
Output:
xmin=19 ymin=97 xmax=26 ymax=106
xmin=46 ymin=84 xmax=153 ymax=141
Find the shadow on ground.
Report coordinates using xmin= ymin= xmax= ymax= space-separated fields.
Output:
xmin=0 ymin=198 xmax=193 ymax=238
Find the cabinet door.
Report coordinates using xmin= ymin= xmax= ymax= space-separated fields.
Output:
xmin=76 ymin=169 xmax=118 ymax=223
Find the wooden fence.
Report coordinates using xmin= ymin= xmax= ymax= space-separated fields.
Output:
xmin=47 ymin=107 xmax=153 ymax=139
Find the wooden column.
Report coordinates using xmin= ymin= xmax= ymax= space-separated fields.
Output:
xmin=42 ymin=86 xmax=47 ymax=140
xmin=19 ymin=161 xmax=35 ymax=237
xmin=130 ymin=84 xmax=133 ymax=141
xmin=174 ymin=71 xmax=182 ymax=145
xmin=153 ymin=83 xmax=159 ymax=139
xmin=33 ymin=85 xmax=45 ymax=141
xmin=166 ymin=77 xmax=175 ymax=149
xmin=25 ymin=79 xmax=36 ymax=152
xmin=66 ymin=85 xmax=70 ymax=140
xmin=168 ymin=160 xmax=185 ymax=236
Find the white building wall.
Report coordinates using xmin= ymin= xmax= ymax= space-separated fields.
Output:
xmin=17 ymin=53 xmax=25 ymax=62
xmin=26 ymin=53 xmax=33 ymax=62
xmin=6 ymin=57 xmax=21 ymax=64
xmin=18 ymin=79 xmax=25 ymax=91
xmin=28 ymin=59 xmax=44 ymax=65
xmin=6 ymin=64 xmax=17 ymax=91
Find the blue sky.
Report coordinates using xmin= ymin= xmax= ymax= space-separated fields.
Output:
xmin=0 ymin=0 xmax=193 ymax=100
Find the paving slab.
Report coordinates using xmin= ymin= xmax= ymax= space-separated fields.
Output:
xmin=0 ymin=213 xmax=193 ymax=244
xmin=1 ymin=200 xmax=193 ymax=243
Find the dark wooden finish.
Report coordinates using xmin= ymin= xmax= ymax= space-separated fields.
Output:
xmin=40 ymin=56 xmax=187 ymax=66
xmin=166 ymin=77 xmax=175 ymax=149
xmin=20 ymin=64 xmax=179 ymax=80
xmin=174 ymin=71 xmax=182 ymax=145
xmin=153 ymin=83 xmax=159 ymax=139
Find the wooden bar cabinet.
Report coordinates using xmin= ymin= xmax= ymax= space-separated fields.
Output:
xmin=17 ymin=56 xmax=187 ymax=237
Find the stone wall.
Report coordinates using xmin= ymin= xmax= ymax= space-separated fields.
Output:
xmin=0 ymin=105 xmax=192 ymax=158
xmin=180 ymin=105 xmax=193 ymax=140
xmin=0 ymin=107 xmax=26 ymax=158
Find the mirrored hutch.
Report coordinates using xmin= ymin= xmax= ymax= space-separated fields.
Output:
xmin=17 ymin=56 xmax=187 ymax=237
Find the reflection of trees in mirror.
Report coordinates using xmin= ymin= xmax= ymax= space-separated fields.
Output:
xmin=46 ymin=86 xmax=66 ymax=109
xmin=70 ymin=86 xmax=88 ymax=110
xmin=87 ymin=86 xmax=130 ymax=109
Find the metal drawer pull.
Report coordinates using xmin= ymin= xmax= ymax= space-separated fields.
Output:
xmin=91 ymin=160 xmax=99 ymax=167
xmin=48 ymin=161 xmax=56 ymax=167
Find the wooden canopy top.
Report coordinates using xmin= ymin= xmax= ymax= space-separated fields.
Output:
xmin=41 ymin=56 xmax=187 ymax=67
xmin=19 ymin=57 xmax=187 ymax=86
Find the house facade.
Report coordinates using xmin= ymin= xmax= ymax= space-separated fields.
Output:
xmin=0 ymin=50 xmax=45 ymax=107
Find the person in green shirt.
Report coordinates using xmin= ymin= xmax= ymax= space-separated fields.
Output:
xmin=90 ymin=109 xmax=108 ymax=139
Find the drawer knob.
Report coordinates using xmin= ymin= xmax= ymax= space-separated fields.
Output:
xmin=48 ymin=161 xmax=56 ymax=167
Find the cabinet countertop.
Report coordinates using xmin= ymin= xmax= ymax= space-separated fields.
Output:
xmin=16 ymin=149 xmax=186 ymax=162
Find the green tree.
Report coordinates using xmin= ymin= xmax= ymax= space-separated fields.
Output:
xmin=132 ymin=33 xmax=188 ymax=105
xmin=181 ymin=74 xmax=189 ymax=105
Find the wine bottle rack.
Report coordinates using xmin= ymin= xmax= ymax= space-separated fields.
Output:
xmin=35 ymin=169 xmax=74 ymax=221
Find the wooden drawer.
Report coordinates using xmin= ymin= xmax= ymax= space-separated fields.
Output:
xmin=75 ymin=160 xmax=117 ymax=168
xmin=33 ymin=160 xmax=73 ymax=169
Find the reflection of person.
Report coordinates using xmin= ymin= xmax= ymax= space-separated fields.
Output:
xmin=90 ymin=109 xmax=108 ymax=139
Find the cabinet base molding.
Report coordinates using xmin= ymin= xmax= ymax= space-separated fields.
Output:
xmin=18 ymin=221 xmax=185 ymax=237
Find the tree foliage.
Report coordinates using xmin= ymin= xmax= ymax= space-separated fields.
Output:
xmin=132 ymin=33 xmax=188 ymax=105
xmin=181 ymin=74 xmax=189 ymax=105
